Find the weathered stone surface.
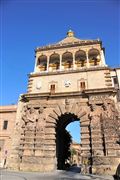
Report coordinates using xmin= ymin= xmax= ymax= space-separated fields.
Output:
xmin=8 ymin=98 xmax=120 ymax=174
xmin=1 ymin=31 xmax=120 ymax=176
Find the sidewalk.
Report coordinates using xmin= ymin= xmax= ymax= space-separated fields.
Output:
xmin=0 ymin=169 xmax=114 ymax=180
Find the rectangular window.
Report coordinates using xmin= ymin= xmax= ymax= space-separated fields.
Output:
xmin=80 ymin=82 xmax=86 ymax=90
xmin=113 ymin=77 xmax=118 ymax=89
xmin=113 ymin=77 xmax=118 ymax=85
xmin=3 ymin=120 xmax=8 ymax=130
xmin=0 ymin=140 xmax=5 ymax=151
xmin=50 ymin=84 xmax=55 ymax=94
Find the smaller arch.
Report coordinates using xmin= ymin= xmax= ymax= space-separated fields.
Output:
xmin=75 ymin=50 xmax=87 ymax=67
xmin=88 ymin=49 xmax=100 ymax=66
xmin=49 ymin=53 xmax=60 ymax=71
xmin=37 ymin=55 xmax=47 ymax=71
xmin=47 ymin=103 xmax=88 ymax=170
xmin=56 ymin=113 xmax=80 ymax=170
xmin=62 ymin=52 xmax=73 ymax=69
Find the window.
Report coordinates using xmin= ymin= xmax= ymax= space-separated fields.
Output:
xmin=0 ymin=140 xmax=4 ymax=151
xmin=80 ymin=82 xmax=86 ymax=90
xmin=3 ymin=120 xmax=8 ymax=130
xmin=113 ymin=77 xmax=118 ymax=89
xmin=50 ymin=84 xmax=55 ymax=94
xmin=113 ymin=77 xmax=118 ymax=85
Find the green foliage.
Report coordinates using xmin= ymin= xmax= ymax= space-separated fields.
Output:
xmin=70 ymin=148 xmax=76 ymax=156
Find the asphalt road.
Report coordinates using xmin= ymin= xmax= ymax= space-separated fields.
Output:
xmin=0 ymin=168 xmax=114 ymax=180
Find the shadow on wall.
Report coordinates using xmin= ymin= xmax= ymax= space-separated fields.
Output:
xmin=113 ymin=163 xmax=120 ymax=180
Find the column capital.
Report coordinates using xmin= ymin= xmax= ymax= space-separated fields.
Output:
xmin=84 ymin=49 xmax=89 ymax=54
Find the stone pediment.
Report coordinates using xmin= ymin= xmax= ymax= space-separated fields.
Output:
xmin=36 ymin=30 xmax=100 ymax=51
xmin=57 ymin=36 xmax=81 ymax=44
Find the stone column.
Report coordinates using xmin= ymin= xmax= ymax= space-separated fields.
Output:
xmin=8 ymin=98 xmax=25 ymax=170
xmin=86 ymin=51 xmax=90 ymax=68
xmin=47 ymin=55 xmax=50 ymax=72
xmin=100 ymin=50 xmax=106 ymax=66
xmin=60 ymin=54 xmax=62 ymax=71
xmin=73 ymin=52 xmax=76 ymax=69
xmin=34 ymin=55 xmax=38 ymax=72
xmin=80 ymin=114 xmax=91 ymax=174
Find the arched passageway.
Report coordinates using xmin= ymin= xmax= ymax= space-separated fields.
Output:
xmin=62 ymin=52 xmax=73 ymax=69
xmin=37 ymin=55 xmax=47 ymax=71
xmin=56 ymin=113 xmax=81 ymax=170
xmin=49 ymin=53 xmax=60 ymax=71
xmin=88 ymin=49 xmax=100 ymax=66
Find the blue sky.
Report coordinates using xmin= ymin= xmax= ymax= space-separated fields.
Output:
xmin=66 ymin=121 xmax=80 ymax=143
xmin=0 ymin=0 xmax=120 ymax=142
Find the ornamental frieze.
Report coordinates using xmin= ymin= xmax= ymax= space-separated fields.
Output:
xmin=89 ymin=95 xmax=109 ymax=104
xmin=21 ymin=105 xmax=46 ymax=132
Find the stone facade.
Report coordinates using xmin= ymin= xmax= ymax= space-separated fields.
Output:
xmin=0 ymin=30 xmax=120 ymax=175
xmin=70 ymin=142 xmax=81 ymax=166
xmin=0 ymin=105 xmax=17 ymax=167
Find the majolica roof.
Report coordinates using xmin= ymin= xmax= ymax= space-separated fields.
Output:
xmin=36 ymin=30 xmax=101 ymax=52
xmin=57 ymin=30 xmax=82 ymax=44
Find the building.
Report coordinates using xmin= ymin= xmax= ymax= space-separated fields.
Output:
xmin=70 ymin=141 xmax=81 ymax=166
xmin=0 ymin=30 xmax=120 ymax=174
xmin=0 ymin=105 xmax=17 ymax=167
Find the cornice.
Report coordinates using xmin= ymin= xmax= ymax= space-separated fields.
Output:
xmin=35 ymin=40 xmax=102 ymax=52
xmin=29 ymin=66 xmax=109 ymax=78
xmin=21 ymin=87 xmax=116 ymax=101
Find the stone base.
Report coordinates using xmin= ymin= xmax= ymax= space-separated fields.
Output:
xmin=8 ymin=156 xmax=56 ymax=172
xmin=92 ymin=165 xmax=117 ymax=175
xmin=20 ymin=163 xmax=55 ymax=172
xmin=92 ymin=156 xmax=120 ymax=175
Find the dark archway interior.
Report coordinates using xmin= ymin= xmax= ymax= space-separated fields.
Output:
xmin=56 ymin=113 xmax=80 ymax=170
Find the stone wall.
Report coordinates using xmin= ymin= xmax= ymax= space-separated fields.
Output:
xmin=8 ymin=93 xmax=120 ymax=175
xmin=0 ymin=105 xmax=17 ymax=167
xmin=28 ymin=68 xmax=110 ymax=94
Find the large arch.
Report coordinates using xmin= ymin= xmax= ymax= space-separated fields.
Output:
xmin=47 ymin=101 xmax=90 ymax=171
xmin=49 ymin=53 xmax=60 ymax=71
xmin=75 ymin=50 xmax=87 ymax=67
xmin=62 ymin=52 xmax=73 ymax=69
xmin=88 ymin=49 xmax=100 ymax=66
xmin=56 ymin=113 xmax=80 ymax=170
xmin=8 ymin=97 xmax=120 ymax=175
xmin=37 ymin=55 xmax=47 ymax=71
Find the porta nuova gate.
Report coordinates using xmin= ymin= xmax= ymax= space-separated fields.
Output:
xmin=8 ymin=93 xmax=120 ymax=175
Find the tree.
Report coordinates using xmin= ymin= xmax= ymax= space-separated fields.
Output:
xmin=70 ymin=148 xmax=76 ymax=164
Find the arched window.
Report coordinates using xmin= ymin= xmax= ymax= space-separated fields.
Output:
xmin=49 ymin=53 xmax=60 ymax=70
xmin=75 ymin=50 xmax=86 ymax=67
xmin=37 ymin=55 xmax=47 ymax=71
xmin=88 ymin=49 xmax=100 ymax=66
xmin=62 ymin=52 xmax=73 ymax=69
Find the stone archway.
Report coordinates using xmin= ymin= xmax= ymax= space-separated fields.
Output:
xmin=8 ymin=96 xmax=120 ymax=175
xmin=55 ymin=113 xmax=80 ymax=170
xmin=46 ymin=99 xmax=91 ymax=172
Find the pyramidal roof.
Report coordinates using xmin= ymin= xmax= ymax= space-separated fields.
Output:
xmin=57 ymin=30 xmax=81 ymax=44
xmin=36 ymin=30 xmax=101 ymax=51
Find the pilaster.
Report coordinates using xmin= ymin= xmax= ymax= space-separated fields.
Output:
xmin=47 ymin=55 xmax=50 ymax=72
xmin=59 ymin=54 xmax=62 ymax=71
xmin=86 ymin=51 xmax=90 ymax=68
xmin=100 ymin=50 xmax=106 ymax=66
xmin=73 ymin=52 xmax=76 ymax=69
